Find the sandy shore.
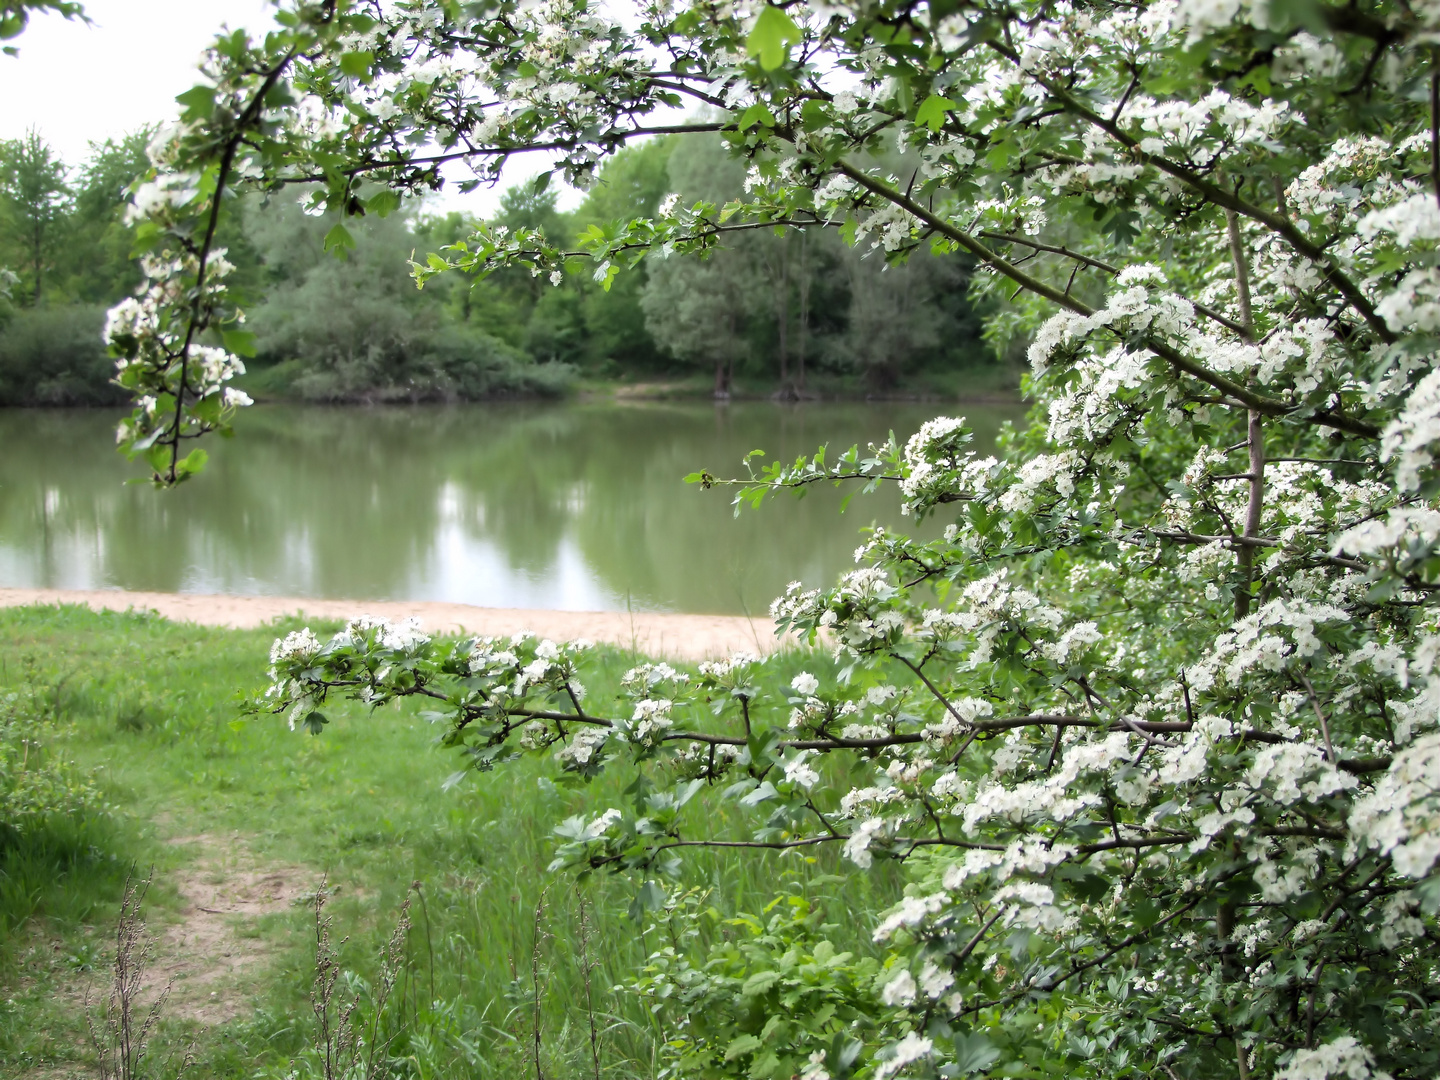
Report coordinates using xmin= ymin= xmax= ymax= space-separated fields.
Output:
xmin=0 ymin=587 xmax=781 ymax=662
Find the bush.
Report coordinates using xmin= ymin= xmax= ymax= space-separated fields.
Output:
xmin=282 ymin=323 xmax=573 ymax=403
xmin=0 ymin=304 xmax=124 ymax=406
xmin=245 ymin=197 xmax=574 ymax=402
xmin=0 ymin=668 xmax=115 ymax=936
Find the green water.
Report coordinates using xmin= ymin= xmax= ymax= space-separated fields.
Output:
xmin=0 ymin=400 xmax=1024 ymax=615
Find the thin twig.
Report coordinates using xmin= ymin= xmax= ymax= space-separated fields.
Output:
xmin=1299 ymin=673 xmax=1336 ymax=762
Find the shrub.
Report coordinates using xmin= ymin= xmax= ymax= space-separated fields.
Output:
xmin=0 ymin=668 xmax=113 ymax=936
xmin=0 ymin=304 xmax=124 ymax=406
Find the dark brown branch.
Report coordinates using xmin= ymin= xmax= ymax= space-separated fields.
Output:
xmin=979 ymin=230 xmax=1250 ymax=337
xmin=967 ymin=897 xmax=1202 ymax=1014
xmin=993 ymin=48 xmax=1396 ymax=347
xmin=832 ymin=161 xmax=1380 ymax=439
xmin=165 ymin=49 xmax=299 ymax=482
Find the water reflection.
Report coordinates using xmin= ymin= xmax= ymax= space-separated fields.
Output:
xmin=0 ymin=400 xmax=1024 ymax=614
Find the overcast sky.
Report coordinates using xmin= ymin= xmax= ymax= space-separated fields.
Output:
xmin=0 ymin=0 xmax=563 ymax=218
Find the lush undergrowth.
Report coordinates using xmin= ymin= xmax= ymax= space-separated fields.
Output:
xmin=0 ymin=605 xmax=902 ymax=1078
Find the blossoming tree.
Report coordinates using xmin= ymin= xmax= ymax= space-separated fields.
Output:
xmin=115 ymin=0 xmax=1440 ymax=1076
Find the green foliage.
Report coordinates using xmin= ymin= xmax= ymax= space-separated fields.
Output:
xmin=418 ymin=144 xmax=680 ymax=375
xmin=0 ymin=303 xmax=124 ymax=405
xmin=635 ymin=892 xmax=883 ymax=1080
xmin=579 ymin=137 xmax=674 ymax=226
xmin=0 ymin=665 xmax=104 ymax=842
xmin=406 ymin=135 xmax=993 ymax=387
xmin=0 ymin=655 xmax=115 ymax=938
xmin=641 ymin=245 xmax=755 ymax=392
xmin=642 ymin=134 xmax=990 ymax=391
xmin=0 ymin=121 xmax=992 ymax=409
xmin=55 ymin=131 xmax=154 ymax=304
xmin=245 ymin=195 xmax=571 ymax=401
xmin=0 ymin=128 xmax=69 ymax=306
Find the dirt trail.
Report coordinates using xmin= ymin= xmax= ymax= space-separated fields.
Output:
xmin=153 ymin=833 xmax=315 ymax=1024
xmin=0 ymin=587 xmax=782 ymax=662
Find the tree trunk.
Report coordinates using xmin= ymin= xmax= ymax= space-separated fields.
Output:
xmin=29 ymin=221 xmax=43 ymax=307
xmin=796 ymin=230 xmax=809 ymax=391
xmin=714 ymin=312 xmax=735 ymax=397
xmin=776 ymin=237 xmax=789 ymax=387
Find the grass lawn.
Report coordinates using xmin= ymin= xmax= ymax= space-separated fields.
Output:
xmin=0 ymin=604 xmax=901 ymax=1079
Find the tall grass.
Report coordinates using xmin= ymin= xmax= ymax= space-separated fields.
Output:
xmin=0 ymin=652 xmax=126 ymax=939
xmin=0 ymin=605 xmax=903 ymax=1077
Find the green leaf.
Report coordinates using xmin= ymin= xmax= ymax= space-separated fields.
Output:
xmin=740 ymin=970 xmax=780 ymax=996
xmin=636 ymin=879 xmax=666 ymax=911
xmin=747 ymin=5 xmax=800 ymax=70
xmin=1415 ymin=873 xmax=1440 ymax=915
xmin=221 ymin=329 xmax=257 ymax=357
xmin=952 ymin=1032 xmax=1001 ymax=1074
xmin=1099 ymin=207 xmax=1141 ymax=247
xmin=339 ymin=50 xmax=373 ymax=78
xmin=365 ymin=189 xmax=402 ymax=218
xmin=739 ymin=102 xmax=777 ymax=130
xmin=914 ymin=94 xmax=958 ymax=132
xmin=673 ymin=778 xmax=704 ymax=808
xmin=323 ymin=223 xmax=356 ymax=255
xmin=176 ymin=448 xmax=209 ymax=478
xmin=1260 ymin=0 xmax=1328 ymax=33
xmin=751 ymin=1051 xmax=780 ymax=1076
xmin=130 ymin=425 xmax=164 ymax=453
xmin=1238 ymin=63 xmax=1272 ymax=96
xmin=725 ymin=1034 xmax=763 ymax=1061
xmin=213 ymin=28 xmax=248 ymax=61
xmin=191 ymin=393 xmax=223 ymax=426
xmin=175 ymin=85 xmax=216 ymax=120
xmin=739 ymin=780 xmax=778 ymax=806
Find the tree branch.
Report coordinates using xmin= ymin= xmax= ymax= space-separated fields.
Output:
xmin=832 ymin=161 xmax=1380 ymax=439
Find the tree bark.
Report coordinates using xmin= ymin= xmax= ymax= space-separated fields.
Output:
xmin=777 ymin=236 xmax=789 ymax=387
xmin=797 ymin=230 xmax=808 ymax=391
xmin=1234 ymin=410 xmax=1265 ymax=620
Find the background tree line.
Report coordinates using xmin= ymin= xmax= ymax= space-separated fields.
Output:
xmin=0 ymin=127 xmax=1004 ymax=406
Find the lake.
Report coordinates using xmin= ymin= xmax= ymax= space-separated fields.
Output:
xmin=0 ymin=400 xmax=1025 ymax=615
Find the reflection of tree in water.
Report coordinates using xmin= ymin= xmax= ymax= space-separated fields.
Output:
xmin=519 ymin=401 xmax=1022 ymax=613
xmin=0 ymin=408 xmax=440 ymax=595
xmin=0 ymin=402 xmax=1023 ymax=611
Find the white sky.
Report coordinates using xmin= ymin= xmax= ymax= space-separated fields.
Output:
xmin=0 ymin=0 xmax=570 ymax=218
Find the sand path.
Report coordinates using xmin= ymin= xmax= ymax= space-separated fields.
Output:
xmin=0 ymin=587 xmax=781 ymax=661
